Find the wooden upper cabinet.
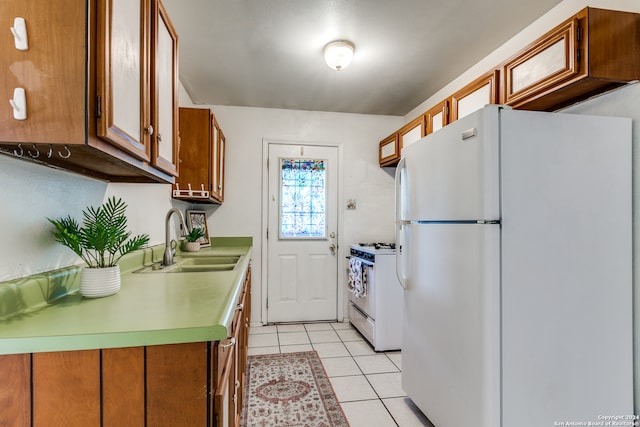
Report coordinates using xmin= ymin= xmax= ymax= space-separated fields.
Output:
xmin=450 ymin=70 xmax=499 ymax=122
xmin=151 ymin=0 xmax=179 ymax=176
xmin=0 ymin=0 xmax=87 ymax=145
xmin=0 ymin=0 xmax=177 ymax=183
xmin=425 ymin=100 xmax=449 ymax=135
xmin=97 ymin=0 xmax=151 ymax=162
xmin=378 ymin=133 xmax=400 ymax=167
xmin=398 ymin=116 xmax=425 ymax=155
xmin=502 ymin=7 xmax=640 ymax=111
xmin=174 ymin=108 xmax=226 ymax=204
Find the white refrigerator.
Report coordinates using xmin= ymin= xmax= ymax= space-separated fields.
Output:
xmin=395 ymin=105 xmax=633 ymax=427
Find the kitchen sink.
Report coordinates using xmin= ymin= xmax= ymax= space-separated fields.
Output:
xmin=134 ymin=255 xmax=242 ymax=274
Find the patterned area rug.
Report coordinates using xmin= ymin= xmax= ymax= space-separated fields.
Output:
xmin=241 ymin=351 xmax=349 ymax=426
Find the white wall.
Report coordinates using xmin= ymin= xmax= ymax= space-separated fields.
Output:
xmin=0 ymin=155 xmax=192 ymax=281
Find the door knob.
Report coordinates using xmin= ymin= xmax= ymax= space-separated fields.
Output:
xmin=329 ymin=243 xmax=336 ymax=255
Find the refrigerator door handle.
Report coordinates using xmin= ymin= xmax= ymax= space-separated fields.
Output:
xmin=395 ymin=222 xmax=409 ymax=289
xmin=395 ymin=158 xmax=408 ymax=289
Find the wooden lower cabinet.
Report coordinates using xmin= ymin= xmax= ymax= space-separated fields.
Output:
xmin=32 ymin=350 xmax=101 ymax=427
xmin=0 ymin=353 xmax=31 ymax=427
xmin=102 ymin=347 xmax=145 ymax=426
xmin=147 ymin=342 xmax=209 ymax=426
xmin=0 ymin=268 xmax=251 ymax=427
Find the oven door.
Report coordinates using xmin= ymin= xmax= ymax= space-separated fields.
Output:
xmin=348 ymin=260 xmax=375 ymax=318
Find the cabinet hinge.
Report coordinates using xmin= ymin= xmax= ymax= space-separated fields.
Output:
xmin=576 ymin=48 xmax=581 ymax=63
xmin=576 ymin=26 xmax=581 ymax=42
xmin=445 ymin=105 xmax=449 ymax=117
xmin=96 ymin=95 xmax=102 ymax=118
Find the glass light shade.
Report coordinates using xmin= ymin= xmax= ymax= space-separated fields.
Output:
xmin=323 ymin=40 xmax=355 ymax=71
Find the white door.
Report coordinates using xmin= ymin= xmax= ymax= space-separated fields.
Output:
xmin=267 ymin=143 xmax=339 ymax=323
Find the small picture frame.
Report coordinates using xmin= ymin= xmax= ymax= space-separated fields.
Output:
xmin=186 ymin=210 xmax=210 ymax=247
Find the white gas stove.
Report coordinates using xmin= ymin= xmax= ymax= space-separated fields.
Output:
xmin=347 ymin=242 xmax=402 ymax=351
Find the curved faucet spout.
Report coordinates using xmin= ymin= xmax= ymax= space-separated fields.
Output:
xmin=164 ymin=208 xmax=188 ymax=266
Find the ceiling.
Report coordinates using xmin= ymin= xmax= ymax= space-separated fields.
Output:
xmin=162 ymin=0 xmax=563 ymax=116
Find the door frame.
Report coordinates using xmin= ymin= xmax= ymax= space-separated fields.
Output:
xmin=261 ymin=138 xmax=345 ymax=325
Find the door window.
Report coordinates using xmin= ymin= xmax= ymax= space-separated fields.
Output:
xmin=279 ymin=159 xmax=326 ymax=239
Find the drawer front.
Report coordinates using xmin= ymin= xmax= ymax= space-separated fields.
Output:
xmin=348 ymin=303 xmax=375 ymax=345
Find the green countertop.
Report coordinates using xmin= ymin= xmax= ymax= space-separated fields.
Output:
xmin=0 ymin=237 xmax=252 ymax=355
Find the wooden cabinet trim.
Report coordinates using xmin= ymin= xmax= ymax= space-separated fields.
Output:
xmin=450 ymin=69 xmax=499 ymax=122
xmin=398 ymin=115 xmax=425 ymax=153
xmin=151 ymin=0 xmax=180 ymax=177
xmin=378 ymin=133 xmax=400 ymax=166
xmin=502 ymin=15 xmax=581 ymax=106
xmin=425 ymin=100 xmax=449 ymax=135
xmin=96 ymin=0 xmax=152 ymax=162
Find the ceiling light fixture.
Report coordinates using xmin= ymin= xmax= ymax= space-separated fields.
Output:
xmin=323 ymin=40 xmax=355 ymax=71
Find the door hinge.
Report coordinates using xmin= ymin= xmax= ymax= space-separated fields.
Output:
xmin=96 ymin=95 xmax=102 ymax=118
xmin=267 ymin=157 xmax=269 ymax=169
xmin=266 ymin=228 xmax=268 ymax=239
xmin=266 ymin=298 xmax=268 ymax=309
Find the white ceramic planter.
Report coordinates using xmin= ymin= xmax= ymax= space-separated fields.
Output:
xmin=184 ymin=241 xmax=201 ymax=252
xmin=79 ymin=266 xmax=121 ymax=298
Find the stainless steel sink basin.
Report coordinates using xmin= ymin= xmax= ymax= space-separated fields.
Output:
xmin=179 ymin=256 xmax=241 ymax=266
xmin=134 ymin=255 xmax=242 ymax=274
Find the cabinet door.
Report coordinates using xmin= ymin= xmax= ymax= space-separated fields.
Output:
xmin=398 ymin=116 xmax=425 ymax=155
xmin=0 ymin=354 xmax=30 ymax=426
xmin=425 ymin=100 xmax=449 ymax=135
xmin=450 ymin=70 xmax=499 ymax=122
xmin=214 ymin=338 xmax=236 ymax=427
xmin=102 ymin=347 xmax=145 ymax=426
xmin=97 ymin=0 xmax=151 ymax=162
xmin=151 ymin=0 xmax=179 ymax=176
xmin=0 ymin=0 xmax=86 ymax=144
xmin=378 ymin=133 xmax=399 ymax=166
xmin=146 ymin=343 xmax=208 ymax=426
xmin=32 ymin=350 xmax=101 ymax=427
xmin=502 ymin=18 xmax=579 ymax=107
xmin=211 ymin=115 xmax=222 ymax=201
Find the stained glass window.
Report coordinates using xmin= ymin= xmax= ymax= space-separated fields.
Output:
xmin=280 ymin=159 xmax=326 ymax=239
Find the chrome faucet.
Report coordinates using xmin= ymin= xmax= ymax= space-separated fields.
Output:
xmin=163 ymin=208 xmax=188 ymax=266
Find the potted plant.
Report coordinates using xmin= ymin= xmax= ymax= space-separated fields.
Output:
xmin=48 ymin=197 xmax=149 ymax=298
xmin=183 ymin=227 xmax=205 ymax=252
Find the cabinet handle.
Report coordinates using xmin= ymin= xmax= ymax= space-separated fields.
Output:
xmin=157 ymin=133 xmax=162 ymax=142
xmin=221 ymin=337 xmax=236 ymax=349
xmin=145 ymin=125 xmax=154 ymax=136
xmin=236 ymin=303 xmax=244 ymax=311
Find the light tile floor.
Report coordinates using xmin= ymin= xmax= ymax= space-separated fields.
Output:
xmin=248 ymin=322 xmax=434 ymax=427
